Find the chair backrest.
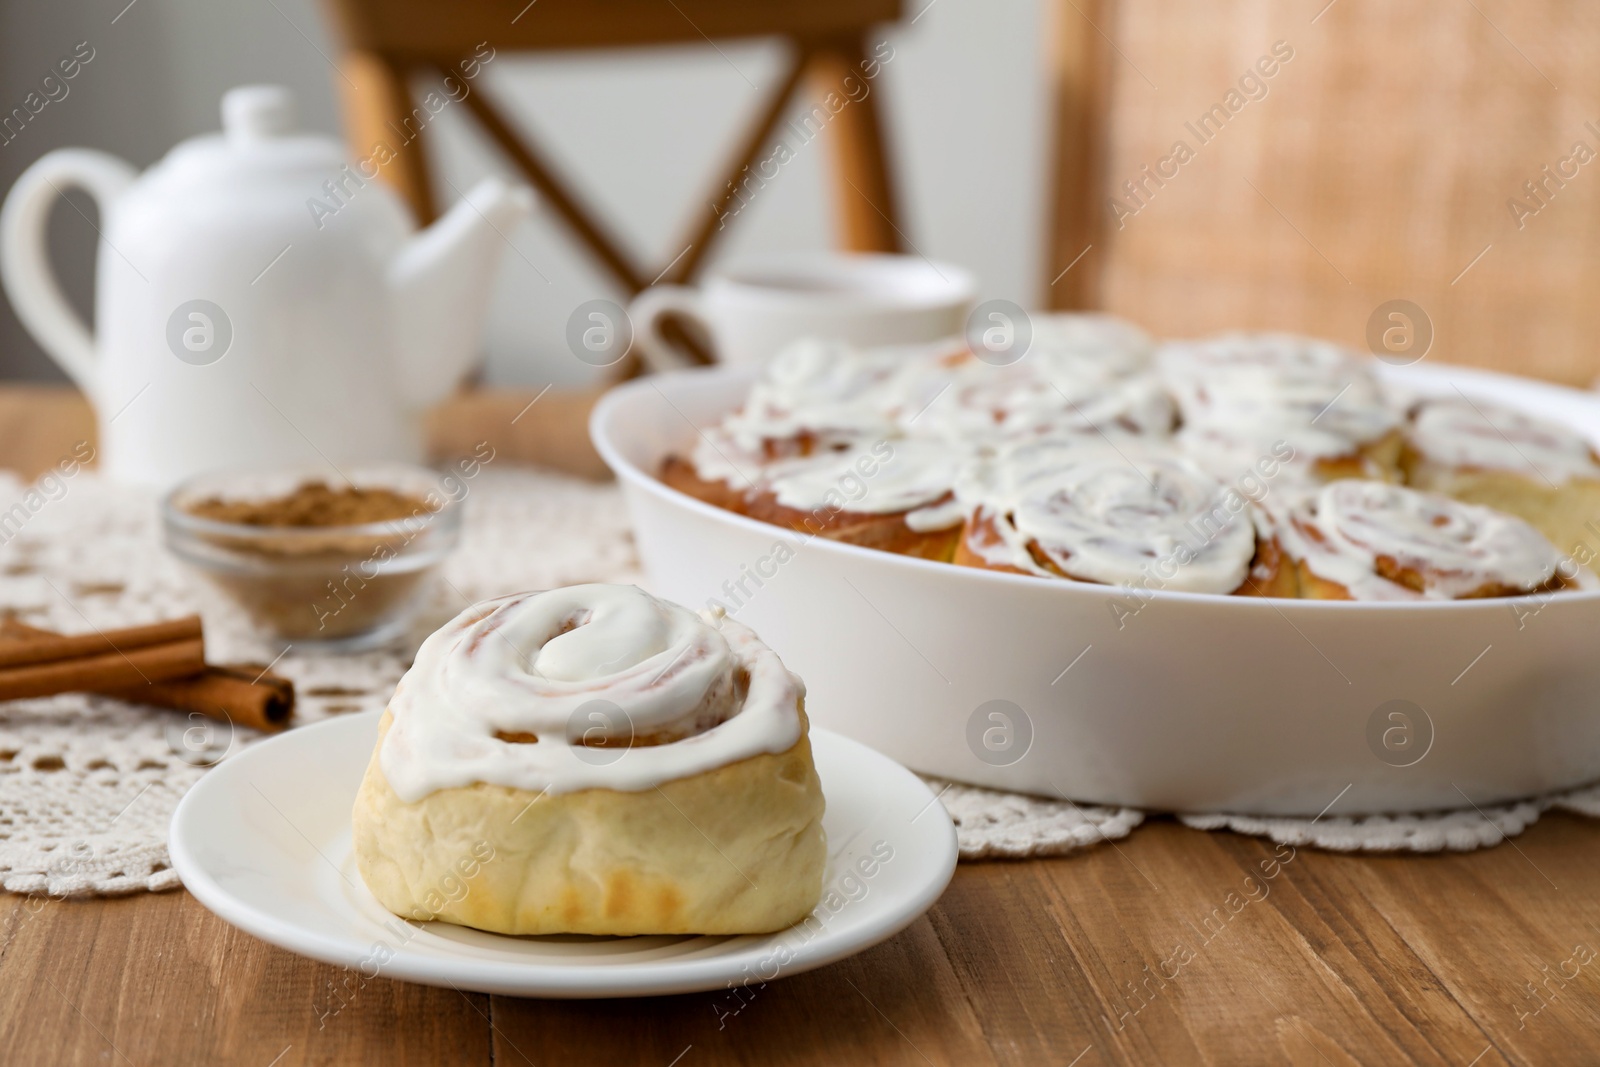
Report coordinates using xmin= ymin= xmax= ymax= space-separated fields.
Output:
xmin=319 ymin=0 xmax=905 ymax=295
xmin=1047 ymin=0 xmax=1600 ymax=386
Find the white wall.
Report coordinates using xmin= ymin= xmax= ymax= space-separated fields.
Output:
xmin=0 ymin=0 xmax=1047 ymax=386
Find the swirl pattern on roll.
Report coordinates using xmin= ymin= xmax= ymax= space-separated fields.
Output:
xmin=1279 ymin=480 xmax=1567 ymax=599
xmin=719 ymin=339 xmax=941 ymax=451
xmin=1158 ymin=332 xmax=1398 ymax=454
xmin=959 ymin=438 xmax=1257 ymax=592
xmin=764 ymin=438 xmax=966 ymax=529
xmin=1407 ymin=397 xmax=1600 ymax=484
xmin=380 ymin=585 xmax=804 ymax=802
xmin=917 ymin=363 xmax=1174 ymax=444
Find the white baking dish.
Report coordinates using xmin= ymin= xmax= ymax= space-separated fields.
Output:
xmin=591 ymin=361 xmax=1600 ymax=816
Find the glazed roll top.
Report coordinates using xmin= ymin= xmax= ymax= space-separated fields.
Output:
xmin=1156 ymin=331 xmax=1364 ymax=403
xmin=380 ymin=585 xmax=805 ymax=802
xmin=1025 ymin=311 xmax=1154 ymax=372
xmin=1279 ymin=480 xmax=1567 ymax=599
xmin=1407 ymin=397 xmax=1600 ymax=484
xmin=917 ymin=362 xmax=1174 ymax=443
xmin=960 ymin=438 xmax=1257 ymax=592
xmin=762 ymin=437 xmax=966 ymax=529
xmin=1158 ymin=332 xmax=1399 ymax=450
xmin=718 ymin=339 xmax=937 ymax=451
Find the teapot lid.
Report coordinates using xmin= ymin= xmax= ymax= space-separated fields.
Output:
xmin=223 ymin=85 xmax=299 ymax=141
xmin=152 ymin=85 xmax=345 ymax=182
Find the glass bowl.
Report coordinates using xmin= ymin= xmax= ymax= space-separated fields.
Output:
xmin=161 ymin=463 xmax=464 ymax=651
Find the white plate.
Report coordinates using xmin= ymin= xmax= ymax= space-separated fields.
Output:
xmin=169 ymin=712 xmax=957 ymax=998
xmin=592 ymin=360 xmax=1600 ymax=816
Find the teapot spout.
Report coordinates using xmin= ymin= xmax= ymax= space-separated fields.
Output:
xmin=389 ymin=177 xmax=534 ymax=408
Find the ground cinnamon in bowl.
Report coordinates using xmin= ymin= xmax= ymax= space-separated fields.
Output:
xmin=186 ymin=481 xmax=432 ymax=527
xmin=163 ymin=468 xmax=463 ymax=650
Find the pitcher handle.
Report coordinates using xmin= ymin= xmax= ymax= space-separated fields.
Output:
xmin=0 ymin=148 xmax=137 ymax=400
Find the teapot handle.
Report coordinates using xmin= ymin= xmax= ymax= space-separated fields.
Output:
xmin=0 ymin=149 xmax=137 ymax=400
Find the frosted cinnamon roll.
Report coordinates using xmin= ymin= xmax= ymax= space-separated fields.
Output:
xmin=719 ymin=339 xmax=950 ymax=454
xmin=1156 ymin=331 xmax=1367 ymax=404
xmin=352 ymin=584 xmax=826 ymax=936
xmin=1402 ymin=396 xmax=1600 ymax=561
xmin=1021 ymin=312 xmax=1154 ymax=378
xmin=743 ymin=438 xmax=966 ymax=560
xmin=1177 ymin=418 xmax=1396 ymax=487
xmin=952 ymin=438 xmax=1257 ymax=593
xmin=664 ymin=340 xmax=958 ymax=511
xmin=1157 ymin=332 xmax=1403 ymax=479
xmin=917 ymin=364 xmax=1174 ymax=444
xmin=1268 ymin=480 xmax=1583 ymax=600
xmin=660 ymin=424 xmax=768 ymax=514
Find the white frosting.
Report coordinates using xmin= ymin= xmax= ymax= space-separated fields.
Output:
xmin=687 ymin=424 xmax=767 ymax=490
xmin=1156 ymin=331 xmax=1363 ymax=391
xmin=380 ymin=585 xmax=805 ymax=801
xmin=669 ymin=329 xmax=1596 ymax=603
xmin=1279 ymin=481 xmax=1564 ymax=600
xmin=918 ymin=364 xmax=1174 ymax=443
xmin=1409 ymin=397 xmax=1600 ymax=485
xmin=719 ymin=339 xmax=937 ymax=451
xmin=764 ymin=438 xmax=964 ymax=529
xmin=1158 ymin=332 xmax=1398 ymax=447
xmin=1024 ymin=312 xmax=1154 ymax=377
xmin=1176 ymin=418 xmax=1385 ymax=484
xmin=957 ymin=437 xmax=1256 ymax=593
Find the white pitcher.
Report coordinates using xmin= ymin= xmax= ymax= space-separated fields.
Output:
xmin=0 ymin=85 xmax=533 ymax=488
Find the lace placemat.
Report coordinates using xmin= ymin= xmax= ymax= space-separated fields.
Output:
xmin=0 ymin=468 xmax=1595 ymax=897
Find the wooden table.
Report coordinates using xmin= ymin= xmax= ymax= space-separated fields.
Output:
xmin=5 ymin=385 xmax=1600 ymax=1066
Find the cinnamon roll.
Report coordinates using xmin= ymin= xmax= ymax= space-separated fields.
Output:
xmin=662 ymin=339 xmax=958 ymax=512
xmin=916 ymin=362 xmax=1174 ymax=444
xmin=1266 ymin=480 xmax=1581 ymax=600
xmin=1158 ymin=333 xmax=1403 ymax=481
xmin=661 ymin=427 xmax=760 ymax=514
xmin=650 ymin=326 xmax=1600 ymax=602
xmin=742 ymin=438 xmax=966 ymax=559
xmin=1026 ymin=312 xmax=1154 ymax=375
xmin=352 ymin=584 xmax=826 ymax=936
xmin=952 ymin=438 xmax=1258 ymax=594
xmin=718 ymin=339 xmax=949 ymax=454
xmin=1177 ymin=418 xmax=1395 ymax=487
xmin=1402 ymin=396 xmax=1600 ymax=562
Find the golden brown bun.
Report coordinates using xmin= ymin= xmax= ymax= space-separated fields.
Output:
xmin=1310 ymin=428 xmax=1404 ymax=483
xmin=743 ymin=490 xmax=961 ymax=562
xmin=1401 ymin=446 xmax=1600 ymax=564
xmin=952 ymin=512 xmax=1034 ymax=574
xmin=660 ymin=454 xmax=750 ymax=514
xmin=1350 ymin=428 xmax=1401 ymax=483
xmin=1289 ymin=553 xmax=1575 ymax=600
xmin=352 ymin=708 xmax=827 ymax=936
xmin=1235 ymin=536 xmax=1301 ymax=597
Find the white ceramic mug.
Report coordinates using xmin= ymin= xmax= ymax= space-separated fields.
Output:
xmin=628 ymin=252 xmax=975 ymax=371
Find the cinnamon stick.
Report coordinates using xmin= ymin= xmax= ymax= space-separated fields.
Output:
xmin=106 ymin=664 xmax=294 ymax=733
xmin=0 ymin=616 xmax=205 ymax=701
xmin=0 ymin=618 xmax=294 ymax=732
xmin=0 ymin=615 xmax=202 ymax=669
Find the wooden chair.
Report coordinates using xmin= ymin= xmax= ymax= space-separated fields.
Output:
xmin=1046 ymin=0 xmax=1600 ymax=387
xmin=319 ymin=0 xmax=905 ymax=300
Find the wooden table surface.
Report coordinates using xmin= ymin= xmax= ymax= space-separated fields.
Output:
xmin=5 ymin=385 xmax=1600 ymax=1067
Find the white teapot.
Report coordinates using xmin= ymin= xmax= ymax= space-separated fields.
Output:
xmin=0 ymin=85 xmax=533 ymax=488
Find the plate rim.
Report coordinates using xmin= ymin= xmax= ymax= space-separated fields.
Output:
xmin=169 ymin=711 xmax=959 ymax=998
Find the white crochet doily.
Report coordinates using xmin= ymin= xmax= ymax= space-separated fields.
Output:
xmin=1 ymin=467 xmax=1596 ymax=897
